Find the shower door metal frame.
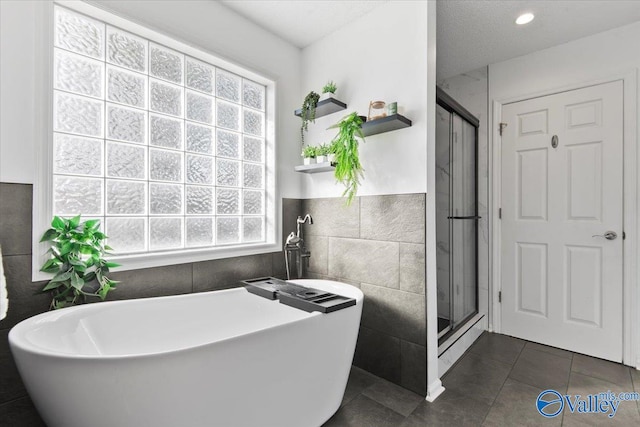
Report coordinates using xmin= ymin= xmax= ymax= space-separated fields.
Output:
xmin=436 ymin=87 xmax=480 ymax=342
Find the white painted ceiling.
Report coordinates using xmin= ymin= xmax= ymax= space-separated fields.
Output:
xmin=437 ymin=0 xmax=640 ymax=79
xmin=220 ymin=0 xmax=388 ymax=48
xmin=219 ymin=1 xmax=640 ymax=78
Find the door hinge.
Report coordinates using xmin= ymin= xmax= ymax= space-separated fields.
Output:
xmin=623 ymin=231 xmax=626 ymax=240
xmin=498 ymin=208 xmax=502 ymax=219
xmin=499 ymin=122 xmax=508 ymax=136
xmin=498 ymin=291 xmax=502 ymax=303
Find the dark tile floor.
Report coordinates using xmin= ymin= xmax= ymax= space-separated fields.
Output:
xmin=324 ymin=332 xmax=640 ymax=426
xmin=2 ymin=332 xmax=639 ymax=426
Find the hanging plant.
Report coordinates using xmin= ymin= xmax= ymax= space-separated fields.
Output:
xmin=329 ymin=112 xmax=365 ymax=205
xmin=300 ymin=91 xmax=320 ymax=145
xmin=39 ymin=215 xmax=120 ymax=309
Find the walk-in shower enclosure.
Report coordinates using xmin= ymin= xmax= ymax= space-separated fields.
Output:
xmin=436 ymin=87 xmax=479 ymax=340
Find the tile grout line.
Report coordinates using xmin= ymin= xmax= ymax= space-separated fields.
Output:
xmin=397 ymin=240 xmax=401 ymax=290
xmin=190 ymin=262 xmax=194 ymax=293
xmin=560 ymin=354 xmax=576 ymax=426
xmin=358 ymin=323 xmax=425 ymax=350
xmin=479 ymin=339 xmax=527 ymax=425
xmin=357 ymin=196 xmax=361 ymax=239
xmin=570 ymin=355 xmax=635 ymax=389
xmin=441 ymin=331 xmax=488 ymax=383
xmin=360 ymin=280 xmax=420 ymax=293
xmin=0 ymin=393 xmax=31 ymax=408
xmin=305 ymin=234 xmax=425 ymax=246
xmin=1 ymin=253 xmax=33 ymax=259
xmin=0 ymin=252 xmax=32 ymax=258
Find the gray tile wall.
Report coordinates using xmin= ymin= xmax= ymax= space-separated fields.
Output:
xmin=0 ymin=186 xmax=428 ymax=422
xmin=298 ymin=194 xmax=427 ymax=395
xmin=0 ymin=182 xmax=285 ymax=416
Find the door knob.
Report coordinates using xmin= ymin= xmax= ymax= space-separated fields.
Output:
xmin=592 ymin=231 xmax=617 ymax=240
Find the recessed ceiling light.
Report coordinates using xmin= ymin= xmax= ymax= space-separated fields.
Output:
xmin=516 ymin=13 xmax=535 ymax=25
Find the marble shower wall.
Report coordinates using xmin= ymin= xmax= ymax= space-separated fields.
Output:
xmin=437 ymin=66 xmax=490 ymax=317
xmin=295 ymin=194 xmax=428 ymax=395
xmin=435 ymin=104 xmax=451 ymax=320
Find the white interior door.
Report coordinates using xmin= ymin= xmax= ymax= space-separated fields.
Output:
xmin=500 ymin=81 xmax=623 ymax=362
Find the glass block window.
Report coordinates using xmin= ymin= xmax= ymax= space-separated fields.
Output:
xmin=52 ymin=5 xmax=268 ymax=254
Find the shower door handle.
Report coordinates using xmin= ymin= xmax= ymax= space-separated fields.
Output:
xmin=447 ymin=216 xmax=482 ymax=220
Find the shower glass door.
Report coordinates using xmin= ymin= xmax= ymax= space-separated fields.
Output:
xmin=436 ymin=89 xmax=478 ymax=340
xmin=450 ymin=114 xmax=477 ymax=329
xmin=436 ymin=104 xmax=452 ymax=337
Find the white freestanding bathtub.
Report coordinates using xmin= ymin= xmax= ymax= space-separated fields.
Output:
xmin=9 ymin=279 xmax=363 ymax=427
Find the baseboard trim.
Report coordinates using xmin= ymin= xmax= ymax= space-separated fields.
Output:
xmin=425 ymin=379 xmax=445 ymax=402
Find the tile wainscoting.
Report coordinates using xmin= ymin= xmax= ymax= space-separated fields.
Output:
xmin=0 ymin=182 xmax=287 ymax=419
xmin=291 ymin=194 xmax=428 ymax=394
xmin=0 ymin=185 xmax=429 ymax=424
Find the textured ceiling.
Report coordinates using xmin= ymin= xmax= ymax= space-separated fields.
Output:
xmin=219 ymin=1 xmax=640 ymax=77
xmin=220 ymin=0 xmax=388 ymax=48
xmin=437 ymin=0 xmax=640 ymax=79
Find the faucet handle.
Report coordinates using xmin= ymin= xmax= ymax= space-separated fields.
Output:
xmin=285 ymin=232 xmax=300 ymax=245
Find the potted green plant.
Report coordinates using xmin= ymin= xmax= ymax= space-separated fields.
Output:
xmin=39 ymin=215 xmax=120 ymax=309
xmin=320 ymin=80 xmax=337 ymax=101
xmin=316 ymin=143 xmax=331 ymax=163
xmin=328 ymin=112 xmax=365 ymax=205
xmin=300 ymin=91 xmax=320 ymax=145
xmin=301 ymin=145 xmax=317 ymax=165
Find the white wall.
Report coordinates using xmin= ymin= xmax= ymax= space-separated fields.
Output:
xmin=489 ymin=21 xmax=640 ymax=102
xmin=0 ymin=1 xmax=37 ymax=184
xmin=299 ymin=1 xmax=429 ymax=198
xmin=0 ymin=0 xmax=304 ymax=198
xmin=489 ymin=21 xmax=640 ymax=367
xmin=298 ymin=0 xmax=438 ymax=398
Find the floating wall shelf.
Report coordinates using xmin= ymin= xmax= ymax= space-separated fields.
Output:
xmin=294 ymin=97 xmax=347 ymax=118
xmin=294 ymin=162 xmax=335 ymax=174
xmin=293 ymin=112 xmax=412 ymax=175
xmin=361 ymin=114 xmax=412 ymax=137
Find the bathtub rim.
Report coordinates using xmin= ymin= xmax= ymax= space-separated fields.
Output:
xmin=9 ymin=280 xmax=363 ymax=361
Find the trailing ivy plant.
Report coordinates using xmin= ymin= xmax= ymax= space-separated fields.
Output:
xmin=39 ymin=215 xmax=120 ymax=310
xmin=300 ymin=91 xmax=320 ymax=145
xmin=329 ymin=112 xmax=365 ymax=205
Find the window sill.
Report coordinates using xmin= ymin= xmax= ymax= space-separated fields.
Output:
xmin=32 ymin=242 xmax=280 ymax=281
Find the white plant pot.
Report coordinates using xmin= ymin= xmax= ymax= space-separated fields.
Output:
xmin=316 ymin=155 xmax=327 ymax=164
xmin=320 ymin=92 xmax=335 ymax=101
xmin=303 ymin=157 xmax=316 ymax=165
xmin=327 ymin=154 xmax=336 ymax=164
